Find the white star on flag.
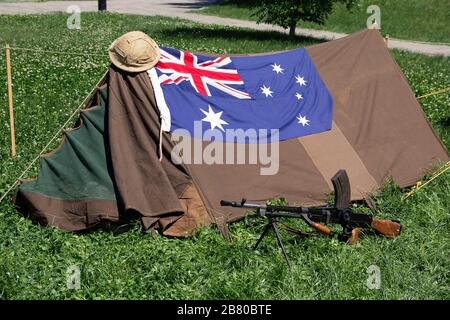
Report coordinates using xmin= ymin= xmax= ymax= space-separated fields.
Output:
xmin=296 ymin=75 xmax=307 ymax=86
xmin=295 ymin=92 xmax=303 ymax=100
xmin=271 ymin=63 xmax=284 ymax=74
xmin=201 ymin=105 xmax=229 ymax=132
xmin=297 ymin=114 xmax=310 ymax=126
xmin=261 ymin=85 xmax=273 ymax=97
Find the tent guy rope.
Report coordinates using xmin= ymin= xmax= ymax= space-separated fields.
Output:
xmin=2 ymin=46 xmax=105 ymax=57
xmin=416 ymin=86 xmax=450 ymax=100
xmin=401 ymin=160 xmax=450 ymax=201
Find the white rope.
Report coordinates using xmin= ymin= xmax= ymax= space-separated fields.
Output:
xmin=158 ymin=120 xmax=163 ymax=162
xmin=1 ymin=46 xmax=105 ymax=57
xmin=0 ymin=70 xmax=108 ymax=204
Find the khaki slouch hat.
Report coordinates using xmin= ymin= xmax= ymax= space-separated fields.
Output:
xmin=108 ymin=31 xmax=160 ymax=72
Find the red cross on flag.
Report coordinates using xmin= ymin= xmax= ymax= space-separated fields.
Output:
xmin=155 ymin=48 xmax=251 ymax=99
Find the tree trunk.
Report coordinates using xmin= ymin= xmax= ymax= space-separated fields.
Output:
xmin=289 ymin=22 xmax=296 ymax=39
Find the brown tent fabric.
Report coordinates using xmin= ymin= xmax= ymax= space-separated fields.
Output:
xmin=306 ymin=29 xmax=449 ymax=187
xmin=181 ymin=29 xmax=449 ymax=224
xmin=107 ymin=66 xmax=213 ymax=236
xmin=14 ymin=29 xmax=449 ymax=237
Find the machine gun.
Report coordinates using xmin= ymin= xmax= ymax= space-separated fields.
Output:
xmin=220 ymin=170 xmax=401 ymax=267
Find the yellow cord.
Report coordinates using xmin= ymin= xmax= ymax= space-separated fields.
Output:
xmin=417 ymin=87 xmax=450 ymax=100
xmin=401 ymin=161 xmax=450 ymax=201
xmin=401 ymin=87 xmax=450 ymax=200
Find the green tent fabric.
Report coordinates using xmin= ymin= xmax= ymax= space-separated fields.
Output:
xmin=20 ymin=86 xmax=116 ymax=202
xmin=15 ymin=83 xmax=123 ymax=231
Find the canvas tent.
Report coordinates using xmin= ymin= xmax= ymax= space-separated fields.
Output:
xmin=14 ymin=29 xmax=449 ymax=238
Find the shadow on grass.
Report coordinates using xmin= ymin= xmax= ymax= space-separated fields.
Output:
xmin=210 ymin=0 xmax=259 ymax=8
xmin=163 ymin=0 xmax=223 ymax=9
xmin=439 ymin=116 xmax=450 ymax=128
xmin=156 ymin=25 xmax=322 ymax=47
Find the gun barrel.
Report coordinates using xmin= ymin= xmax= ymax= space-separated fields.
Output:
xmin=220 ymin=200 xmax=239 ymax=207
xmin=220 ymin=200 xmax=267 ymax=210
xmin=220 ymin=200 xmax=335 ymax=215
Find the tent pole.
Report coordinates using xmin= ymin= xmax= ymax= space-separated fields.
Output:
xmin=98 ymin=0 xmax=107 ymax=11
xmin=6 ymin=44 xmax=16 ymax=157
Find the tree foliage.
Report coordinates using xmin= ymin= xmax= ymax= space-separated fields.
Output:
xmin=251 ymin=0 xmax=356 ymax=38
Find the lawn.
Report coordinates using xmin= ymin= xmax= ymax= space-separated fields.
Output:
xmin=198 ymin=0 xmax=450 ymax=44
xmin=0 ymin=12 xmax=449 ymax=300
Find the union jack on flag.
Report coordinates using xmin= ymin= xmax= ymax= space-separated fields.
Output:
xmin=156 ymin=48 xmax=250 ymax=99
xmin=148 ymin=47 xmax=333 ymax=143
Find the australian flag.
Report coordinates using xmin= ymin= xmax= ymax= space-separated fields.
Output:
xmin=148 ymin=47 xmax=333 ymax=143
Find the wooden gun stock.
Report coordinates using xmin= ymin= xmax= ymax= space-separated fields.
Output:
xmin=347 ymin=228 xmax=361 ymax=245
xmin=310 ymin=222 xmax=333 ymax=235
xmin=371 ymin=219 xmax=402 ymax=238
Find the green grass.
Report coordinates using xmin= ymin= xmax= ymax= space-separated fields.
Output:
xmin=198 ymin=0 xmax=450 ymax=44
xmin=0 ymin=12 xmax=449 ymax=300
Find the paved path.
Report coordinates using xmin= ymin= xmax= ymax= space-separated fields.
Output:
xmin=1 ymin=0 xmax=449 ymax=56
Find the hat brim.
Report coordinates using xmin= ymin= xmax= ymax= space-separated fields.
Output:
xmin=108 ymin=49 xmax=159 ymax=73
